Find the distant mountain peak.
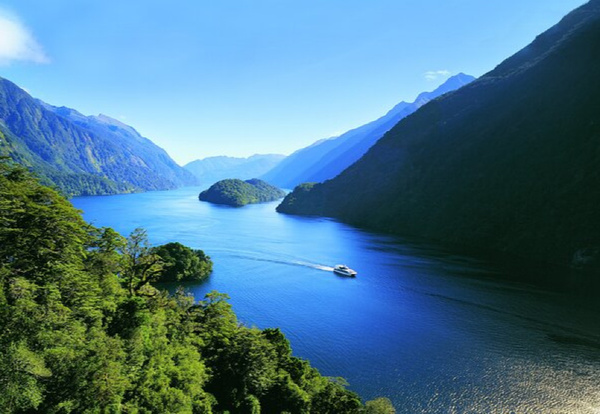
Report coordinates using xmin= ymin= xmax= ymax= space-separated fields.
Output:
xmin=94 ymin=113 xmax=127 ymax=126
xmin=184 ymin=154 xmax=285 ymax=188
xmin=261 ymin=73 xmax=475 ymax=188
xmin=192 ymin=153 xmax=285 ymax=163
xmin=91 ymin=113 xmax=144 ymax=139
xmin=413 ymin=73 xmax=476 ymax=103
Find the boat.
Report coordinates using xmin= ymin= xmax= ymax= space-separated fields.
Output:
xmin=333 ymin=264 xmax=357 ymax=277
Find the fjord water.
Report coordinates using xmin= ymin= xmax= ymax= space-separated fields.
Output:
xmin=72 ymin=187 xmax=600 ymax=413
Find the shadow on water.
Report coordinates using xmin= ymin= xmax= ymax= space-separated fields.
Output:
xmin=366 ymin=229 xmax=600 ymax=300
xmin=547 ymin=334 xmax=600 ymax=352
xmin=478 ymin=252 xmax=600 ymax=301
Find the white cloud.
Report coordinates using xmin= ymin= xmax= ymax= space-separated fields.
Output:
xmin=0 ymin=11 xmax=49 ymax=65
xmin=424 ymin=70 xmax=451 ymax=81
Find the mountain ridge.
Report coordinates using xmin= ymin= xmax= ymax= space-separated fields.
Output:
xmin=185 ymin=154 xmax=284 ymax=188
xmin=277 ymin=0 xmax=600 ymax=271
xmin=0 ymin=76 xmax=196 ymax=196
xmin=261 ymin=73 xmax=475 ymax=188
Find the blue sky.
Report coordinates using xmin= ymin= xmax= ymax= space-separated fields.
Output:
xmin=0 ymin=0 xmax=587 ymax=164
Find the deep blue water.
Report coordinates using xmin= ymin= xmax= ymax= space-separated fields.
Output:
xmin=72 ymin=187 xmax=600 ymax=413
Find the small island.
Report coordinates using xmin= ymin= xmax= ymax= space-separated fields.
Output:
xmin=199 ymin=178 xmax=286 ymax=207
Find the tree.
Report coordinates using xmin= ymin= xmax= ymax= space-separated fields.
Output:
xmin=0 ymin=341 xmax=51 ymax=412
xmin=0 ymin=160 xmax=385 ymax=413
xmin=122 ymin=228 xmax=164 ymax=296
xmin=0 ymin=159 xmax=89 ymax=284
xmin=365 ymin=397 xmax=396 ymax=414
xmin=310 ymin=378 xmax=362 ymax=414
xmin=151 ymin=242 xmax=212 ymax=282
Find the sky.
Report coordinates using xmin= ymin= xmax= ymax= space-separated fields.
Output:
xmin=0 ymin=0 xmax=588 ymax=165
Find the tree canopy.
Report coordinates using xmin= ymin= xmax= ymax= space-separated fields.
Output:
xmin=0 ymin=159 xmax=391 ymax=413
xmin=151 ymin=241 xmax=213 ymax=283
xmin=199 ymin=178 xmax=285 ymax=207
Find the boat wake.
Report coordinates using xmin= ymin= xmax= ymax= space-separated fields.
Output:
xmin=296 ymin=262 xmax=335 ymax=272
xmin=229 ymin=254 xmax=334 ymax=272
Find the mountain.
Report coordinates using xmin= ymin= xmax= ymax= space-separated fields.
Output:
xmin=261 ymin=73 xmax=475 ymax=189
xmin=199 ymin=178 xmax=286 ymax=207
xmin=184 ymin=154 xmax=284 ymax=188
xmin=0 ymin=76 xmax=196 ymax=196
xmin=277 ymin=0 xmax=600 ymax=271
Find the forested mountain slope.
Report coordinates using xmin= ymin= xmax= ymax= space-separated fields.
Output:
xmin=278 ymin=0 xmax=600 ymax=270
xmin=0 ymin=77 xmax=196 ymax=196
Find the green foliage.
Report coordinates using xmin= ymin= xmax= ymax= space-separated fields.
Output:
xmin=276 ymin=182 xmax=324 ymax=215
xmin=122 ymin=227 xmax=164 ymax=296
xmin=199 ymin=178 xmax=285 ymax=207
xmin=151 ymin=242 xmax=213 ymax=282
xmin=0 ymin=341 xmax=51 ymax=411
xmin=365 ymin=397 xmax=396 ymax=414
xmin=0 ymin=160 xmax=389 ymax=413
xmin=310 ymin=379 xmax=362 ymax=414
xmin=41 ymin=170 xmax=136 ymax=197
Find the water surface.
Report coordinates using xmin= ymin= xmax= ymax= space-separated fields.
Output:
xmin=73 ymin=187 xmax=600 ymax=413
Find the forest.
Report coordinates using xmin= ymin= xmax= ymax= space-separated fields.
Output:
xmin=0 ymin=158 xmax=393 ymax=413
xmin=199 ymin=179 xmax=286 ymax=207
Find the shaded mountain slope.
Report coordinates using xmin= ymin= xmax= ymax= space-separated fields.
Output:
xmin=0 ymin=77 xmax=196 ymax=195
xmin=184 ymin=154 xmax=284 ymax=188
xmin=262 ymin=74 xmax=474 ymax=188
xmin=278 ymin=0 xmax=600 ymax=270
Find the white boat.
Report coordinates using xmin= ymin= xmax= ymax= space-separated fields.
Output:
xmin=333 ymin=264 xmax=357 ymax=277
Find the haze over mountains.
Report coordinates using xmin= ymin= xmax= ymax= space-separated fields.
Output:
xmin=262 ymin=73 xmax=475 ymax=189
xmin=185 ymin=154 xmax=284 ymax=188
xmin=278 ymin=0 xmax=600 ymax=270
xmin=0 ymin=72 xmax=475 ymax=197
xmin=0 ymin=77 xmax=196 ymax=196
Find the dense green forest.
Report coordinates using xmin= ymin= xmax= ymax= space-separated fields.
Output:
xmin=0 ymin=159 xmax=392 ymax=413
xmin=278 ymin=0 xmax=600 ymax=272
xmin=199 ymin=179 xmax=286 ymax=207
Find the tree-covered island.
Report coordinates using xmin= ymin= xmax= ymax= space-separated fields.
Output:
xmin=199 ymin=178 xmax=286 ymax=207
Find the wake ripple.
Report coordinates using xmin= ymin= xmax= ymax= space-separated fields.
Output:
xmin=230 ymin=254 xmax=334 ymax=272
